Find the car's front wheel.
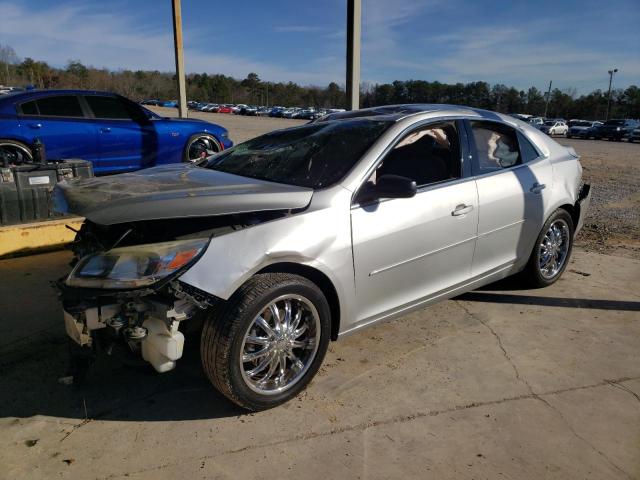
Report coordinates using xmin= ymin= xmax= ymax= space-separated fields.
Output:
xmin=522 ymin=209 xmax=574 ymax=288
xmin=201 ymin=273 xmax=331 ymax=410
xmin=184 ymin=133 xmax=221 ymax=162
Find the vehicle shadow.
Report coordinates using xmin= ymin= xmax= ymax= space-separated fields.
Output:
xmin=458 ymin=290 xmax=640 ymax=311
xmin=0 ymin=332 xmax=245 ymax=422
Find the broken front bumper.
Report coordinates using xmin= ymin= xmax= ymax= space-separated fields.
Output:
xmin=61 ymin=283 xmax=210 ymax=373
xmin=574 ymin=183 xmax=591 ymax=235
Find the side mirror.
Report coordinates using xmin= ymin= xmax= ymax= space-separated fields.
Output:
xmin=358 ymin=174 xmax=417 ymax=203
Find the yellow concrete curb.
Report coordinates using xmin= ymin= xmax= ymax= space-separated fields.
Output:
xmin=0 ymin=217 xmax=84 ymax=258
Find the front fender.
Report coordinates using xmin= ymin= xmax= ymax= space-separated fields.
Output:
xmin=178 ymin=197 xmax=355 ymax=328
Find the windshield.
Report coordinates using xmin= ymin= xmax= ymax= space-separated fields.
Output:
xmin=206 ymin=119 xmax=392 ymax=189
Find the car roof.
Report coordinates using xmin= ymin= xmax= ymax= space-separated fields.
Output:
xmin=318 ymin=103 xmax=502 ymax=123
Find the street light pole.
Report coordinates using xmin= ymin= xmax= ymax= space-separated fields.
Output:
xmin=172 ymin=0 xmax=188 ymax=118
xmin=543 ymin=80 xmax=552 ymax=118
xmin=346 ymin=0 xmax=361 ymax=110
xmin=606 ymin=68 xmax=618 ymax=121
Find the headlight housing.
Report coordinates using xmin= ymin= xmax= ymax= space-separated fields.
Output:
xmin=66 ymin=238 xmax=209 ymax=289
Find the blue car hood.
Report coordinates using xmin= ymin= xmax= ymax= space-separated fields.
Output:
xmin=54 ymin=164 xmax=313 ymax=225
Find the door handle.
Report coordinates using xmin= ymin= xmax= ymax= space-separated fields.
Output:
xmin=452 ymin=204 xmax=474 ymax=216
xmin=100 ymin=127 xmax=112 ymax=133
xmin=530 ymin=182 xmax=546 ymax=194
xmin=28 ymin=123 xmax=42 ymax=129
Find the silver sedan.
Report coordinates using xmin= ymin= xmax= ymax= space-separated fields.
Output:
xmin=55 ymin=104 xmax=591 ymax=410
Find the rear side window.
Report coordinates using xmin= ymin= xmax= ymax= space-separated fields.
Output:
xmin=470 ymin=121 xmax=521 ymax=173
xmin=85 ymin=95 xmax=133 ymax=120
xmin=517 ymin=131 xmax=541 ymax=163
xmin=36 ymin=95 xmax=84 ymax=117
xmin=20 ymin=100 xmax=38 ymax=115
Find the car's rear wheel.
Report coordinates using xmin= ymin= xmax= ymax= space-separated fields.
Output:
xmin=522 ymin=209 xmax=574 ymax=288
xmin=201 ymin=273 xmax=331 ymax=411
xmin=184 ymin=133 xmax=221 ymax=162
xmin=0 ymin=139 xmax=32 ymax=164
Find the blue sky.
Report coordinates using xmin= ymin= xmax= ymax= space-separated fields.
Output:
xmin=1 ymin=0 xmax=638 ymax=93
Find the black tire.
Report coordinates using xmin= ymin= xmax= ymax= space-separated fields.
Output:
xmin=0 ymin=139 xmax=33 ymax=164
xmin=183 ymin=133 xmax=221 ymax=162
xmin=201 ymin=273 xmax=331 ymax=411
xmin=521 ymin=209 xmax=574 ymax=288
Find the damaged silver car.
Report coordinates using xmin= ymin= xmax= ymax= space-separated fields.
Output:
xmin=55 ymin=105 xmax=591 ymax=410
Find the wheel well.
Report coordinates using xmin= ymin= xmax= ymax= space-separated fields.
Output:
xmin=558 ymin=203 xmax=579 ymax=230
xmin=257 ymin=263 xmax=341 ymax=341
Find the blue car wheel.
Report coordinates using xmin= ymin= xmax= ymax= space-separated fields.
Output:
xmin=184 ymin=133 xmax=222 ymax=162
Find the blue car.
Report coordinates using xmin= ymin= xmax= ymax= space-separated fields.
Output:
xmin=0 ymin=90 xmax=232 ymax=175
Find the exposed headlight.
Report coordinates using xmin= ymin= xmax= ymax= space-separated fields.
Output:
xmin=616 ymin=127 xmax=621 ymax=131
xmin=66 ymin=238 xmax=209 ymax=289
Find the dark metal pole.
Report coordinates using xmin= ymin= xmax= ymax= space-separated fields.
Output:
xmin=543 ymin=80 xmax=552 ymax=118
xmin=346 ymin=0 xmax=361 ymax=110
xmin=606 ymin=68 xmax=618 ymax=121
xmin=172 ymin=0 xmax=188 ymax=118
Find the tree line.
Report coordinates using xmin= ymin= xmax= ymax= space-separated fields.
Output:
xmin=1 ymin=43 xmax=638 ymax=120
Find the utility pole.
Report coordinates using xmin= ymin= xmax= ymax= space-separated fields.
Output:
xmin=543 ymin=80 xmax=552 ymax=118
xmin=171 ymin=0 xmax=188 ymax=118
xmin=346 ymin=0 xmax=361 ymax=110
xmin=606 ymin=68 xmax=618 ymax=121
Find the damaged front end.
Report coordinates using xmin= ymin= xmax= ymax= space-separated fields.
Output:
xmin=58 ymin=210 xmax=292 ymax=379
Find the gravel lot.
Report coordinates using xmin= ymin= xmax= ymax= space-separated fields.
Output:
xmin=151 ymin=107 xmax=640 ymax=257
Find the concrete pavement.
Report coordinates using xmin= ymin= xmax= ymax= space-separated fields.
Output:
xmin=0 ymin=248 xmax=638 ymax=479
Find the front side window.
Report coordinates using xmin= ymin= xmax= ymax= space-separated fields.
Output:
xmin=372 ymin=121 xmax=461 ymax=187
xmin=84 ymin=95 xmax=134 ymax=120
xmin=207 ymin=119 xmax=391 ymax=189
xmin=36 ymin=95 xmax=84 ymax=117
xmin=470 ymin=121 xmax=521 ymax=173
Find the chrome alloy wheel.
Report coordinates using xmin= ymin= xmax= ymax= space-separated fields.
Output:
xmin=240 ymin=295 xmax=320 ymax=395
xmin=186 ymin=135 xmax=219 ymax=162
xmin=539 ymin=219 xmax=570 ymax=279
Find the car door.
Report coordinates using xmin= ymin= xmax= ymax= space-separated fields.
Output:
xmin=18 ymin=95 xmax=99 ymax=162
xmin=466 ymin=120 xmax=554 ymax=277
xmin=82 ymin=95 xmax=158 ymax=173
xmin=350 ymin=120 xmax=478 ymax=324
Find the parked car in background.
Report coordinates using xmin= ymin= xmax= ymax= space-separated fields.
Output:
xmin=0 ymin=89 xmax=232 ymax=174
xmin=539 ymin=120 xmax=568 ymax=136
xmin=257 ymin=106 xmax=273 ymax=116
xmin=55 ymin=104 xmax=590 ymax=410
xmin=140 ymin=99 xmax=162 ymax=106
xmin=566 ymin=120 xmax=603 ymax=139
xmin=269 ymin=107 xmax=285 ymax=117
xmin=528 ymin=117 xmax=544 ymax=127
xmin=594 ymin=119 xmax=640 ymax=141
xmin=162 ymin=100 xmax=178 ymax=108
xmin=218 ymin=104 xmax=234 ymax=114
xmin=629 ymin=126 xmax=640 ymax=143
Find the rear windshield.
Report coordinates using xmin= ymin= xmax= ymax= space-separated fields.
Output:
xmin=206 ymin=119 xmax=391 ymax=189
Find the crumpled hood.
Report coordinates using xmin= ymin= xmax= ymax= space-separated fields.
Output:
xmin=54 ymin=163 xmax=313 ymax=225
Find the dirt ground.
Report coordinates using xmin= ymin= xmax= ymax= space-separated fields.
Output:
xmin=0 ymin=111 xmax=638 ymax=479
